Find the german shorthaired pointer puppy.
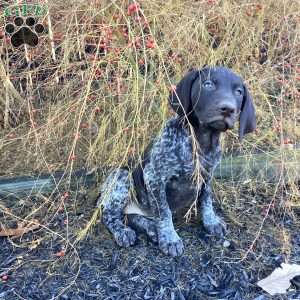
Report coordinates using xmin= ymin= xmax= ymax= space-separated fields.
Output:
xmin=98 ymin=66 xmax=256 ymax=257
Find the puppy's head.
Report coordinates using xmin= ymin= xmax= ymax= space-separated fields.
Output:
xmin=169 ymin=66 xmax=256 ymax=140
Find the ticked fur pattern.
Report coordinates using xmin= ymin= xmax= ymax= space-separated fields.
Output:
xmin=98 ymin=66 xmax=256 ymax=257
xmin=99 ymin=117 xmax=223 ymax=257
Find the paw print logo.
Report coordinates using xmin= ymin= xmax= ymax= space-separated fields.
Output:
xmin=5 ymin=16 xmax=44 ymax=48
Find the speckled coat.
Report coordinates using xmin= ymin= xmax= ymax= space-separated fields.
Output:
xmin=98 ymin=66 xmax=256 ymax=257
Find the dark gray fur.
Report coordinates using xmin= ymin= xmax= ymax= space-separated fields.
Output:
xmin=98 ymin=66 xmax=256 ymax=257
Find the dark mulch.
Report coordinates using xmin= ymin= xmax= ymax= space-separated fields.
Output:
xmin=1 ymin=187 xmax=300 ymax=300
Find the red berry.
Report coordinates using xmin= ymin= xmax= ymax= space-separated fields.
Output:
xmin=245 ymin=9 xmax=252 ymax=16
xmin=94 ymin=106 xmax=101 ymax=113
xmin=134 ymin=15 xmax=142 ymax=22
xmin=55 ymin=250 xmax=65 ymax=257
xmin=128 ymin=147 xmax=135 ymax=154
xmin=256 ymin=4 xmax=263 ymax=10
xmin=95 ymin=68 xmax=102 ymax=76
xmin=69 ymin=154 xmax=76 ymax=161
xmin=80 ymin=122 xmax=89 ymax=129
xmin=8 ymin=133 xmax=17 ymax=139
xmin=143 ymin=20 xmax=149 ymax=28
xmin=100 ymin=42 xmax=107 ymax=49
xmin=283 ymin=138 xmax=293 ymax=144
xmin=146 ymin=39 xmax=155 ymax=49
xmin=1 ymin=275 xmax=8 ymax=281
xmin=53 ymin=32 xmax=63 ymax=41
xmin=127 ymin=3 xmax=140 ymax=16
xmin=88 ymin=95 xmax=97 ymax=101
xmin=113 ymin=14 xmax=121 ymax=21
xmin=73 ymin=133 xmax=80 ymax=140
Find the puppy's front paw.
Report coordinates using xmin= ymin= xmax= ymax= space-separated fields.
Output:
xmin=203 ymin=217 xmax=226 ymax=238
xmin=158 ymin=229 xmax=184 ymax=257
xmin=114 ymin=227 xmax=136 ymax=247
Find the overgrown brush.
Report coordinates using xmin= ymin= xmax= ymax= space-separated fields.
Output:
xmin=0 ymin=0 xmax=299 ymax=242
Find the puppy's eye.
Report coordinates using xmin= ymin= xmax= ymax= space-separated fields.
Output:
xmin=235 ymin=88 xmax=243 ymax=96
xmin=203 ymin=80 xmax=214 ymax=89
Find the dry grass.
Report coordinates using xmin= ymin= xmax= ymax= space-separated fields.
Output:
xmin=0 ymin=0 xmax=299 ymax=259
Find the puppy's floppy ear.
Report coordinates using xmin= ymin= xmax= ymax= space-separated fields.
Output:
xmin=239 ymin=84 xmax=256 ymax=140
xmin=169 ymin=69 xmax=199 ymax=120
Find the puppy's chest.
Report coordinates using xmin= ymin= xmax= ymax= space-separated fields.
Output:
xmin=175 ymin=135 xmax=220 ymax=179
xmin=164 ymin=138 xmax=221 ymax=211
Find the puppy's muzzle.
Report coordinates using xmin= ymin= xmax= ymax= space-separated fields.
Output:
xmin=209 ymin=102 xmax=237 ymax=131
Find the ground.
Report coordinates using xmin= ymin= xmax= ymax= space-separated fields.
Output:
xmin=1 ymin=186 xmax=300 ymax=300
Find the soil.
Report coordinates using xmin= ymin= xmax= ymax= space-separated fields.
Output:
xmin=1 ymin=186 xmax=300 ymax=300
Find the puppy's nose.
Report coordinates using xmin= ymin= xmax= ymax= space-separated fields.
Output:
xmin=219 ymin=103 xmax=235 ymax=117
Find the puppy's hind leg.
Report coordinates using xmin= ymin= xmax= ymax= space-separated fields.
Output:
xmin=98 ymin=169 xmax=136 ymax=247
xmin=127 ymin=214 xmax=158 ymax=244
